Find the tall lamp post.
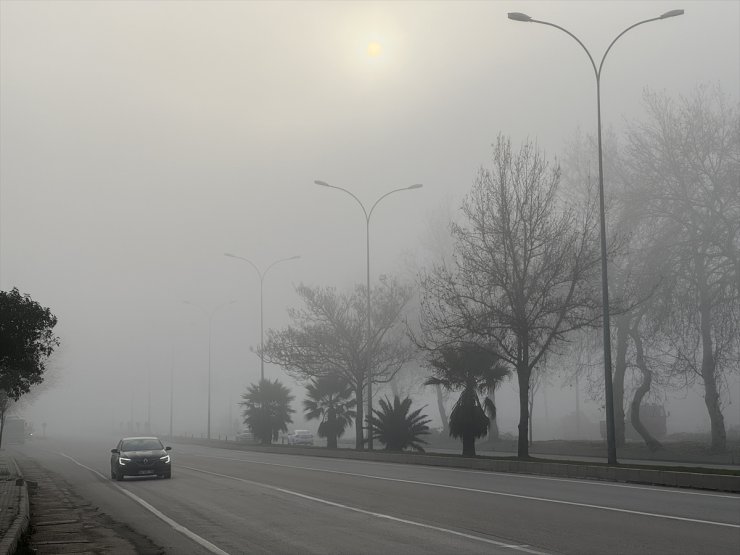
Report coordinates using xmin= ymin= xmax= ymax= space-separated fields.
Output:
xmin=508 ymin=8 xmax=684 ymax=465
xmin=224 ymin=253 xmax=300 ymax=381
xmin=183 ymin=299 xmax=236 ymax=440
xmin=314 ymin=180 xmax=423 ymax=450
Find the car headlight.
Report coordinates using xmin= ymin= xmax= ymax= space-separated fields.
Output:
xmin=118 ymin=457 xmax=131 ymax=465
xmin=160 ymin=454 xmax=170 ymax=463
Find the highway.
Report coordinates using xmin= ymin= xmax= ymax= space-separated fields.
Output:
xmin=12 ymin=437 xmax=740 ymax=554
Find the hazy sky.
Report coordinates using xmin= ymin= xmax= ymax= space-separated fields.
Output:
xmin=1 ymin=1 xmax=738 ymax=437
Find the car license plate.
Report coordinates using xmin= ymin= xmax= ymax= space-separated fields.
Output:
xmin=138 ymin=470 xmax=154 ymax=475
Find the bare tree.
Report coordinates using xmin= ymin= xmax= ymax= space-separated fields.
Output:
xmin=262 ymin=279 xmax=415 ymax=449
xmin=623 ymin=86 xmax=740 ymax=452
xmin=417 ymin=135 xmax=603 ymax=459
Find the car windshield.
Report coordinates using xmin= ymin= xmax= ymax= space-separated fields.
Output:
xmin=121 ymin=438 xmax=163 ymax=451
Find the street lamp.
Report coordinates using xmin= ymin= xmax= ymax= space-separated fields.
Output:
xmin=183 ymin=299 xmax=236 ymax=440
xmin=508 ymin=8 xmax=684 ymax=465
xmin=224 ymin=253 xmax=300 ymax=381
xmin=314 ymin=179 xmax=423 ymax=450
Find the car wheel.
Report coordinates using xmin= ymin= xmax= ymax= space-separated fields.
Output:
xmin=110 ymin=467 xmax=116 ymax=480
xmin=164 ymin=471 xmax=172 ymax=479
xmin=115 ymin=469 xmax=124 ymax=481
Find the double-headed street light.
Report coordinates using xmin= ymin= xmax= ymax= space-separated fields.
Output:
xmin=183 ymin=299 xmax=236 ymax=440
xmin=224 ymin=253 xmax=300 ymax=381
xmin=508 ymin=8 xmax=684 ymax=465
xmin=314 ymin=180 xmax=423 ymax=450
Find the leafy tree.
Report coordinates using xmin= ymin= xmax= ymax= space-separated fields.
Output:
xmin=0 ymin=288 xmax=59 ymax=449
xmin=418 ymin=136 xmax=602 ymax=458
xmin=263 ymin=279 xmax=415 ymax=449
xmin=424 ymin=343 xmax=510 ymax=457
xmin=366 ymin=396 xmax=430 ymax=452
xmin=0 ymin=288 xmax=59 ymax=400
xmin=0 ymin=391 xmax=11 ymax=448
xmin=303 ymin=375 xmax=356 ymax=449
xmin=240 ymin=379 xmax=294 ymax=445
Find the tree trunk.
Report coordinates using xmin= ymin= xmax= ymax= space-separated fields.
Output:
xmin=528 ymin=398 xmax=534 ymax=447
xmin=435 ymin=383 xmax=449 ymax=435
xmin=0 ymin=410 xmax=5 ymax=449
xmin=517 ymin=364 xmax=531 ymax=459
xmin=613 ymin=314 xmax=630 ymax=447
xmin=628 ymin=323 xmax=662 ymax=451
xmin=327 ymin=408 xmax=338 ymax=449
xmin=462 ymin=432 xmax=476 ymax=457
xmin=487 ymin=387 xmax=498 ymax=441
xmin=354 ymin=385 xmax=365 ymax=450
xmin=696 ymin=252 xmax=726 ymax=452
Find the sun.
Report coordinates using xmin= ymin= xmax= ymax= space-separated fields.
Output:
xmin=367 ymin=42 xmax=383 ymax=58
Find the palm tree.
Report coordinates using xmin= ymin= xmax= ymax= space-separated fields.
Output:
xmin=425 ymin=343 xmax=510 ymax=457
xmin=303 ymin=375 xmax=356 ymax=449
xmin=240 ymin=378 xmax=294 ymax=445
xmin=367 ymin=396 xmax=431 ymax=452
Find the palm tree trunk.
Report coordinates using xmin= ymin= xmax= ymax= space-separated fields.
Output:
xmin=487 ymin=387 xmax=499 ymax=442
xmin=327 ymin=408 xmax=338 ymax=449
xmin=462 ymin=433 xmax=476 ymax=457
xmin=435 ymin=383 xmax=449 ymax=435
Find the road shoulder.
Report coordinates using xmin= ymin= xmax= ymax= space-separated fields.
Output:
xmin=12 ymin=451 xmax=164 ymax=554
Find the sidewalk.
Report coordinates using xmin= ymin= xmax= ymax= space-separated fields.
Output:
xmin=0 ymin=451 xmax=29 ymax=555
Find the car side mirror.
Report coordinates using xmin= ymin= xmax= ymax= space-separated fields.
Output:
xmin=111 ymin=448 xmax=119 ymax=454
xmin=165 ymin=446 xmax=172 ymax=451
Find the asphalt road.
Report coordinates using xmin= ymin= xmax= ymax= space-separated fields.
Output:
xmin=12 ymin=436 xmax=740 ymax=554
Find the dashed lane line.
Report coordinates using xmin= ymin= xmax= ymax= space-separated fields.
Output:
xmin=181 ymin=464 xmax=550 ymax=555
xmin=185 ymin=454 xmax=740 ymax=529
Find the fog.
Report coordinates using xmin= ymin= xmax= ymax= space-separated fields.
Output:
xmin=1 ymin=1 xmax=738 ymax=442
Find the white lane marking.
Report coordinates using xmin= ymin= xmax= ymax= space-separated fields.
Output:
xmin=59 ymin=453 xmax=230 ymax=555
xmin=186 ymin=454 xmax=740 ymax=529
xmin=180 ymin=465 xmax=549 ymax=555
xmin=184 ymin=448 xmax=740 ymax=499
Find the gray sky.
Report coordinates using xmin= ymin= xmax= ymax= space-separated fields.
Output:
xmin=1 ymin=1 xmax=738 ymax=437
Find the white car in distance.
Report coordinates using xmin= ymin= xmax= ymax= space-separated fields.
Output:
xmin=287 ymin=430 xmax=314 ymax=446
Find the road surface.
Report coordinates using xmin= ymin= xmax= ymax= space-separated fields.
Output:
xmin=11 ymin=437 xmax=740 ymax=554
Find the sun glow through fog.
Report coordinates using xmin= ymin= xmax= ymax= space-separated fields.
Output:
xmin=367 ymin=41 xmax=382 ymax=58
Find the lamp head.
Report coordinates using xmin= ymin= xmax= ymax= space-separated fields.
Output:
xmin=224 ymin=252 xmax=237 ymax=258
xmin=288 ymin=255 xmax=301 ymax=261
xmin=508 ymin=12 xmax=533 ymax=22
xmin=660 ymin=9 xmax=684 ymax=19
xmin=314 ymin=180 xmax=330 ymax=187
xmin=408 ymin=184 xmax=423 ymax=190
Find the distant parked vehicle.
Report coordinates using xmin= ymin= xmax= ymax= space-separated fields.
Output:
xmin=236 ymin=429 xmax=255 ymax=442
xmin=110 ymin=436 xmax=172 ymax=480
xmin=287 ymin=430 xmax=314 ymax=446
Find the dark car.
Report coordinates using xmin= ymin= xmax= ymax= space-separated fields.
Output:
xmin=110 ymin=436 xmax=172 ymax=480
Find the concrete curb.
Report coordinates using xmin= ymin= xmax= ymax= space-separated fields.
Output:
xmin=177 ymin=437 xmax=740 ymax=493
xmin=0 ymin=457 xmax=30 ymax=555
